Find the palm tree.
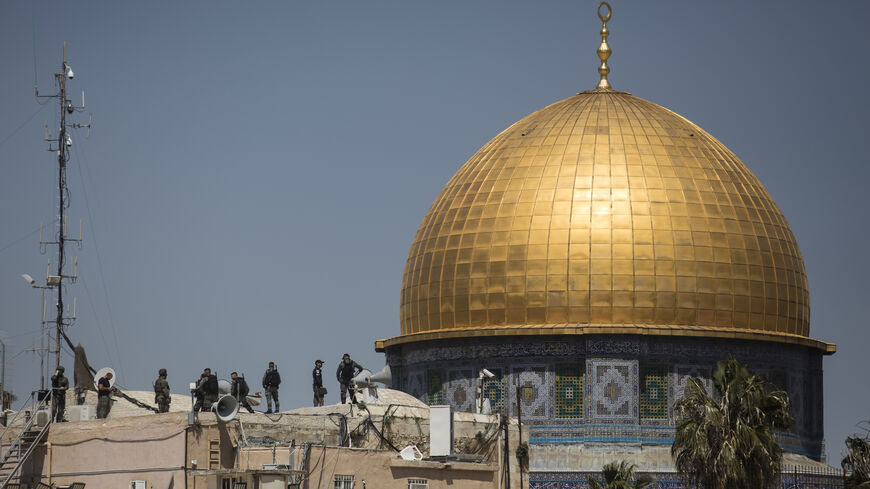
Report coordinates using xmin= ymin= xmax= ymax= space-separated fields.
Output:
xmin=842 ymin=425 xmax=870 ymax=489
xmin=671 ymin=357 xmax=793 ymax=489
xmin=586 ymin=460 xmax=654 ymax=489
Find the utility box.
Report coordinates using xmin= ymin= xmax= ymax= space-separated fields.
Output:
xmin=429 ymin=405 xmax=453 ymax=457
xmin=33 ymin=409 xmax=51 ymax=427
xmin=67 ymin=405 xmax=95 ymax=422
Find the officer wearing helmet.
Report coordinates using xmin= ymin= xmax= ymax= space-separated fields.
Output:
xmin=51 ymin=366 xmax=69 ymax=422
xmin=154 ymin=368 xmax=171 ymax=413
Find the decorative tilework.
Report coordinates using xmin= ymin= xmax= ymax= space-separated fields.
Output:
xmin=482 ymin=368 xmax=505 ymax=414
xmin=640 ymin=365 xmax=668 ymax=420
xmin=672 ymin=364 xmax=712 ymax=403
xmin=399 ymin=340 xmax=585 ymax=365
xmin=446 ymin=368 xmax=475 ymax=412
xmin=812 ymin=374 xmax=823 ymax=435
xmin=405 ymin=368 xmax=425 ymax=403
xmin=591 ymin=361 xmax=634 ymax=419
xmin=427 ymin=369 xmax=444 ymax=405
xmin=386 ymin=336 xmax=826 ymax=459
xmin=555 ymin=364 xmax=584 ymax=419
xmin=587 ymin=336 xmax=640 ymax=356
xmin=787 ymin=373 xmax=805 ymax=431
xmin=768 ymin=370 xmax=787 ymax=391
xmin=510 ymin=365 xmax=549 ymax=420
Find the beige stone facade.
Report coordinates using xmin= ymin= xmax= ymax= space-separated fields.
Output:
xmin=3 ymin=389 xmax=527 ymax=489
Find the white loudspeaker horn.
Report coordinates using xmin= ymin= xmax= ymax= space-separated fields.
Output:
xmin=352 ymin=369 xmax=373 ymax=387
xmin=214 ymin=394 xmax=239 ymax=422
xmin=368 ymin=365 xmax=392 ymax=388
xmin=217 ymin=379 xmax=231 ymax=395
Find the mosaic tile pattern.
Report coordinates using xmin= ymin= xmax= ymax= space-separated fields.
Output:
xmin=530 ymin=471 xmax=844 ymax=489
xmin=427 ymin=369 xmax=444 ymax=405
xmin=812 ymin=374 xmax=824 ymax=435
xmin=446 ymin=367 xmax=475 ymax=412
xmin=591 ymin=360 xmax=634 ymax=419
xmin=405 ymin=368 xmax=426 ymax=403
xmin=510 ymin=365 xmax=549 ymax=419
xmin=672 ymin=364 xmax=712 ymax=403
xmin=399 ymin=92 xmax=811 ymax=337
xmin=388 ymin=337 xmax=825 ymax=459
xmin=555 ymin=364 xmax=584 ymax=419
xmin=482 ymin=368 xmax=505 ymax=413
xmin=641 ymin=365 xmax=668 ymax=420
xmin=768 ymin=370 xmax=788 ymax=391
xmin=395 ymin=335 xmax=810 ymax=368
xmin=787 ymin=373 xmax=805 ymax=430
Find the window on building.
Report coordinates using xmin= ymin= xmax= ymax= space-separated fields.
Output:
xmin=409 ymin=479 xmax=429 ymax=489
xmin=334 ymin=474 xmax=354 ymax=489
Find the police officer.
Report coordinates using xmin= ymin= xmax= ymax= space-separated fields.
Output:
xmin=312 ymin=360 xmax=325 ymax=407
xmin=193 ymin=371 xmax=207 ymax=412
xmin=51 ymin=366 xmax=69 ymax=422
xmin=231 ymin=372 xmax=254 ymax=413
xmin=336 ymin=354 xmax=363 ymax=404
xmin=96 ymin=371 xmax=115 ymax=419
xmin=154 ymin=368 xmax=171 ymax=413
xmin=262 ymin=362 xmax=281 ymax=413
xmin=199 ymin=368 xmax=219 ymax=412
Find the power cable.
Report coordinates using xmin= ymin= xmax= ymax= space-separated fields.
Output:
xmin=0 ymin=220 xmax=57 ymax=255
xmin=78 ymin=276 xmax=114 ymax=366
xmin=71 ymin=143 xmax=125 ymax=379
xmin=0 ymin=104 xmax=48 ymax=150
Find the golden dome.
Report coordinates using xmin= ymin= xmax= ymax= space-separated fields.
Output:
xmin=383 ymin=90 xmax=833 ymax=353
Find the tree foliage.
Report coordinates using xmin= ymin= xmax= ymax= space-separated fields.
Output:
xmin=843 ymin=424 xmax=870 ymax=489
xmin=586 ymin=460 xmax=654 ymax=489
xmin=671 ymin=357 xmax=793 ymax=489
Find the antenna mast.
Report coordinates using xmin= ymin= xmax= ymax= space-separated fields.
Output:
xmin=36 ymin=43 xmax=88 ymax=371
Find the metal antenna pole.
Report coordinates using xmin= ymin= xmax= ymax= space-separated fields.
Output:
xmin=54 ymin=44 xmax=68 ymax=371
xmin=0 ymin=338 xmax=5 ymax=410
xmin=40 ymin=286 xmax=46 ymax=390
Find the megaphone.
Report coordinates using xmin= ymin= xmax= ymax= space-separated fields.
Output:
xmin=352 ymin=365 xmax=392 ymax=388
xmin=369 ymin=365 xmax=392 ymax=388
xmin=217 ymin=379 xmax=231 ymax=395
xmin=213 ymin=394 xmax=239 ymax=422
xmin=352 ymin=369 xmax=373 ymax=387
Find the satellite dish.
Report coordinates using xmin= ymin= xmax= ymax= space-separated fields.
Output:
xmin=94 ymin=367 xmax=116 ymax=389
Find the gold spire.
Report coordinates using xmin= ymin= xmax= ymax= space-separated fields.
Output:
xmin=595 ymin=2 xmax=612 ymax=90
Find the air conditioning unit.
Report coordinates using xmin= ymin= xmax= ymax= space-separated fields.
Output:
xmin=67 ymin=405 xmax=96 ymax=422
xmin=130 ymin=480 xmax=146 ymax=489
xmin=34 ymin=409 xmax=52 ymax=427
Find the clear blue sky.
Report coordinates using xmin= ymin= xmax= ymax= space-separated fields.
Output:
xmin=1 ymin=0 xmax=867 ymax=462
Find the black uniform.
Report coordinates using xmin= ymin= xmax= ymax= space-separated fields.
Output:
xmin=336 ymin=358 xmax=363 ymax=404
xmin=51 ymin=369 xmax=69 ymax=422
xmin=200 ymin=374 xmax=219 ymax=411
xmin=231 ymin=376 xmax=254 ymax=413
xmin=97 ymin=376 xmax=113 ymax=419
xmin=312 ymin=365 xmax=324 ymax=406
